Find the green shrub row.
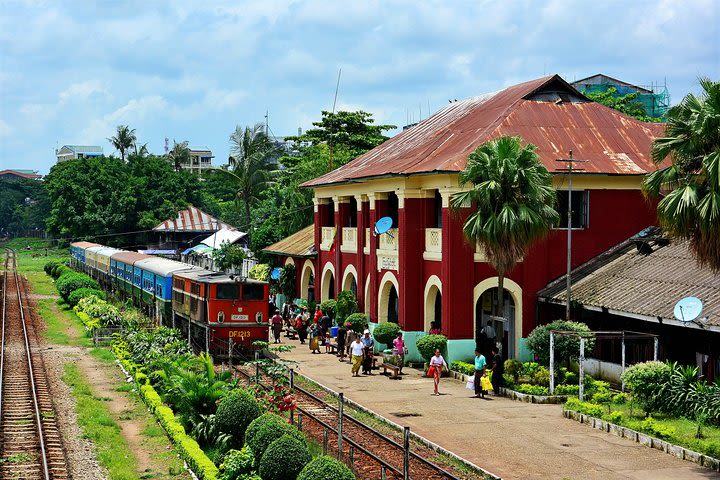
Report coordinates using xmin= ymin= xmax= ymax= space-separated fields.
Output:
xmin=44 ymin=260 xmax=70 ymax=279
xmin=450 ymin=361 xmax=475 ymax=376
xmin=55 ymin=271 xmax=100 ymax=301
xmin=67 ymin=287 xmax=106 ymax=307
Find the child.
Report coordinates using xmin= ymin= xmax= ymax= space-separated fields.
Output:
xmin=324 ymin=332 xmax=332 ymax=353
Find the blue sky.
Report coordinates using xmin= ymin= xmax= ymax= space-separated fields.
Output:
xmin=0 ymin=0 xmax=718 ymax=174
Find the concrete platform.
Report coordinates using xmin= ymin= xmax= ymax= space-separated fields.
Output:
xmin=278 ymin=339 xmax=717 ymax=480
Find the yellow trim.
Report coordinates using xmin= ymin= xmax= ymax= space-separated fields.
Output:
xmin=321 ymin=262 xmax=335 ymax=301
xmin=341 ymin=264 xmax=359 ymax=293
xmin=473 ymin=277 xmax=523 ymax=359
xmin=423 ymin=275 xmax=442 ymax=331
xmin=377 ymin=271 xmax=400 ymax=323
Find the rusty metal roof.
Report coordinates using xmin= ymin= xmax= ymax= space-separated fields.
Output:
xmin=71 ymin=241 xmax=101 ymax=249
xmin=111 ymin=251 xmax=150 ymax=264
xmin=538 ymin=234 xmax=720 ymax=329
xmin=302 ymin=75 xmax=665 ymax=188
xmin=153 ymin=205 xmax=235 ymax=233
xmin=262 ymin=225 xmax=316 ymax=258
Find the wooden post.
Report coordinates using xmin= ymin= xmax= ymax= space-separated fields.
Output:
xmin=549 ymin=332 xmax=555 ymax=395
xmin=579 ymin=337 xmax=585 ymax=401
xmin=621 ymin=332 xmax=626 ymax=392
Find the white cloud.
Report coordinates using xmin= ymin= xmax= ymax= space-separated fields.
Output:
xmin=59 ymin=80 xmax=107 ymax=104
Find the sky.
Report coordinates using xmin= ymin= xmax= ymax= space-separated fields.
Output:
xmin=0 ymin=0 xmax=718 ymax=174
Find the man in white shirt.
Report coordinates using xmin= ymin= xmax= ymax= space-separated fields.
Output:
xmin=350 ymin=336 xmax=364 ymax=377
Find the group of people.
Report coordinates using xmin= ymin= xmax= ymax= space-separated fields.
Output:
xmin=427 ymin=346 xmax=504 ymax=397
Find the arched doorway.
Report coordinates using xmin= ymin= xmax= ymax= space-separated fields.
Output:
xmin=473 ymin=278 xmax=523 ymax=360
xmin=424 ymin=276 xmax=442 ymax=332
xmin=321 ymin=262 xmax=335 ymax=301
xmin=342 ymin=265 xmax=358 ymax=298
xmin=300 ymin=259 xmax=315 ymax=302
xmin=364 ymin=274 xmax=370 ymax=315
xmin=378 ymin=271 xmax=399 ymax=324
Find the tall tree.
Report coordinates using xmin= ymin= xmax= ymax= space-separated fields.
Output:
xmin=642 ymin=78 xmax=720 ymax=271
xmin=169 ymin=140 xmax=191 ymax=171
xmin=220 ymin=123 xmax=278 ymax=231
xmin=450 ymin=136 xmax=559 ymax=319
xmin=582 ymin=87 xmax=659 ymax=122
xmin=108 ymin=125 xmax=136 ymax=162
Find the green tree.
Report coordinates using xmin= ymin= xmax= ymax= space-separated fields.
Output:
xmin=221 ymin=123 xmax=278 ymax=230
xmin=582 ymin=87 xmax=658 ymax=122
xmin=213 ymin=241 xmax=247 ymax=271
xmin=108 ymin=125 xmax=137 ymax=162
xmin=169 ymin=140 xmax=191 ymax=172
xmin=450 ymin=136 xmax=559 ymax=318
xmin=642 ymin=78 xmax=720 ymax=271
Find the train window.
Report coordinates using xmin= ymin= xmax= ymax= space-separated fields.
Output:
xmin=173 ymin=290 xmax=184 ymax=304
xmin=190 ymin=297 xmax=198 ymax=312
xmin=242 ymin=284 xmax=264 ymax=301
xmin=216 ymin=284 xmax=240 ymax=299
xmin=191 ymin=283 xmax=201 ymax=296
xmin=156 ymin=284 xmax=163 ymax=297
xmin=173 ymin=278 xmax=184 ymax=289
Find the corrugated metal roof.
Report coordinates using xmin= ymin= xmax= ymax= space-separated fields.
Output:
xmin=135 ymin=257 xmax=196 ymax=277
xmin=111 ymin=251 xmax=150 ymax=264
xmin=0 ymin=169 xmax=42 ymax=179
xmin=302 ymin=75 xmax=665 ymax=188
xmin=67 ymin=145 xmax=103 ymax=154
xmin=538 ymin=236 xmax=720 ymax=328
xmin=262 ymin=225 xmax=316 ymax=258
xmin=71 ymin=242 xmax=101 ymax=250
xmin=153 ymin=205 xmax=235 ymax=232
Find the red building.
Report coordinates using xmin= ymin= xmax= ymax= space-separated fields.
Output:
xmin=285 ymin=75 xmax=664 ymax=362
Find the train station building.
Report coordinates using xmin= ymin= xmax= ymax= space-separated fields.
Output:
xmin=272 ymin=75 xmax=666 ymax=363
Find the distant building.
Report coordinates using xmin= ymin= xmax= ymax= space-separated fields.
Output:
xmin=0 ymin=169 xmax=42 ymax=180
xmin=56 ymin=145 xmax=103 ymax=162
xmin=571 ymin=74 xmax=670 ymax=119
xmin=151 ymin=205 xmax=235 ymax=252
xmin=177 ymin=147 xmax=214 ymax=173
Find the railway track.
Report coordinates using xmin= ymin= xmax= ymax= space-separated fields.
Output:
xmin=233 ymin=363 xmax=473 ymax=480
xmin=1 ymin=249 xmax=68 ymax=479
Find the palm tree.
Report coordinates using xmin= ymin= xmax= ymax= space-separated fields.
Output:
xmin=220 ymin=123 xmax=278 ymax=229
xmin=108 ymin=125 xmax=136 ymax=162
xmin=168 ymin=140 xmax=191 ymax=171
xmin=642 ymin=78 xmax=720 ymax=271
xmin=450 ymin=136 xmax=559 ymax=320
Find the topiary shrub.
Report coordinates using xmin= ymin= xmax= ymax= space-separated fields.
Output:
xmin=258 ymin=435 xmax=311 ymax=480
xmin=334 ymin=290 xmax=357 ymax=324
xmin=416 ymin=334 xmax=447 ymax=361
xmin=297 ymin=455 xmax=355 ymax=480
xmin=55 ymin=272 xmax=100 ymax=301
xmin=526 ymin=320 xmax=595 ymax=366
xmin=67 ymin=288 xmax=106 ymax=307
xmin=344 ymin=313 xmax=367 ymax=333
xmin=44 ymin=260 xmax=61 ymax=276
xmin=319 ymin=299 xmax=337 ymax=319
xmin=51 ymin=263 xmax=71 ymax=279
xmin=372 ymin=322 xmax=400 ymax=346
xmin=216 ymin=389 xmax=261 ymax=445
xmin=621 ymin=361 xmax=671 ymax=415
xmin=245 ymin=413 xmax=304 ymax=462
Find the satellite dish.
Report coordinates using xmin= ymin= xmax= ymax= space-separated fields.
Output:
xmin=674 ymin=296 xmax=703 ymax=323
xmin=270 ymin=267 xmax=281 ymax=281
xmin=374 ymin=216 xmax=394 ymax=237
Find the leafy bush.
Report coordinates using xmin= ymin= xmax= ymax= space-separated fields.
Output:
xmin=526 ymin=320 xmax=595 ymax=366
xmin=564 ymin=371 xmax=578 ymax=385
xmin=345 ymin=313 xmax=368 ymax=333
xmin=298 ymin=455 xmax=355 ymax=480
xmin=55 ymin=272 xmax=100 ymax=301
xmin=373 ymin=322 xmax=400 ymax=346
xmin=220 ymin=446 xmax=256 ymax=480
xmin=554 ymin=384 xmax=580 ymax=396
xmin=521 ymin=362 xmax=542 ymax=378
xmin=531 ymin=366 xmax=550 ymax=387
xmin=620 ymin=361 xmax=671 ymax=415
xmin=334 ymin=290 xmax=357 ymax=324
xmin=450 ymin=361 xmax=475 ymax=376
xmin=517 ymin=384 xmax=549 ymax=396
xmin=640 ymin=417 xmax=675 ymax=440
xmin=564 ymin=397 xmax=604 ymax=417
xmin=44 ymin=260 xmax=61 ymax=276
xmin=248 ymin=264 xmax=271 ymax=281
xmin=245 ymin=413 xmax=304 ymax=462
xmin=319 ymin=300 xmax=337 ymax=319
xmin=504 ymin=359 xmax=523 ymax=383
xmin=279 ymin=264 xmax=296 ymax=300
xmin=76 ymin=295 xmax=123 ymax=327
xmin=67 ymin=287 xmax=106 ymax=307
xmin=415 ymin=334 xmax=447 ymax=361
xmin=216 ymin=389 xmax=261 ymax=444
xmin=258 ymin=435 xmax=311 ymax=480
xmin=613 ymin=393 xmax=628 ymax=404
xmin=53 ymin=263 xmax=71 ymax=278
xmin=603 ymin=411 xmax=624 ymax=424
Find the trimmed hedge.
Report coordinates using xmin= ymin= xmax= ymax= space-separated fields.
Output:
xmin=416 ymin=334 xmax=447 ymax=361
xmin=258 ymin=435 xmax=310 ymax=480
xmin=450 ymin=361 xmax=474 ymax=376
xmin=55 ymin=272 xmax=100 ymax=301
xmin=298 ymin=455 xmax=355 ymax=480
xmin=245 ymin=413 xmax=304 ymax=462
xmin=216 ymin=389 xmax=261 ymax=444
xmin=67 ymin=287 xmax=106 ymax=307
xmin=373 ymin=322 xmax=400 ymax=346
xmin=345 ymin=313 xmax=368 ymax=333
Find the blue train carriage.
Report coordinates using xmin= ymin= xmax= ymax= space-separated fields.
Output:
xmin=110 ymin=251 xmax=149 ymax=298
xmin=94 ymin=247 xmax=122 ymax=288
xmin=69 ymin=242 xmax=100 ymax=271
xmin=134 ymin=257 xmax=196 ymax=322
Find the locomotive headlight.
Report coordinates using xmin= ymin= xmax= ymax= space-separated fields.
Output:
xmin=255 ymin=312 xmax=263 ymax=324
xmin=217 ymin=311 xmax=225 ymax=324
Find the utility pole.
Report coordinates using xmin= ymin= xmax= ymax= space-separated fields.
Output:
xmin=329 ymin=68 xmax=342 ymax=171
xmin=555 ymin=150 xmax=588 ymax=321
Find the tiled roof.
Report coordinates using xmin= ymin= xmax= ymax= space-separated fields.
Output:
xmin=153 ymin=205 xmax=235 ymax=232
xmin=262 ymin=225 xmax=316 ymax=258
xmin=302 ymin=74 xmax=665 ymax=188
xmin=0 ymin=169 xmax=42 ymax=180
xmin=538 ymin=233 xmax=720 ymax=328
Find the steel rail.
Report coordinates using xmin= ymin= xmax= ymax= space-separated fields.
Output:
xmin=1 ymin=252 xmax=7 ymax=424
xmin=7 ymin=249 xmax=51 ymax=480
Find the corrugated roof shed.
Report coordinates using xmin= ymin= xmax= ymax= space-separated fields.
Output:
xmin=538 ymin=235 xmax=720 ymax=329
xmin=262 ymin=225 xmax=316 ymax=258
xmin=302 ymin=74 xmax=665 ymax=188
xmin=153 ymin=205 xmax=235 ymax=233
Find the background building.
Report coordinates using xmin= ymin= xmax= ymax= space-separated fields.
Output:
xmin=56 ymin=145 xmax=103 ymax=162
xmin=571 ymin=73 xmax=670 ymax=119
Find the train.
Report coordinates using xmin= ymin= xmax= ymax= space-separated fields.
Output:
xmin=69 ymin=241 xmax=270 ymax=356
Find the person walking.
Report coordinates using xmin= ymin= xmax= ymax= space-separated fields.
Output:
xmin=429 ymin=349 xmax=448 ymax=396
xmin=361 ymin=329 xmax=374 ymax=375
xmin=350 ymin=336 xmax=364 ymax=376
xmin=336 ymin=322 xmax=348 ymax=362
xmin=491 ymin=346 xmax=504 ymax=394
xmin=392 ymin=332 xmax=406 ymax=374
xmin=313 ymin=305 xmax=323 ymax=325
xmin=271 ymin=309 xmax=283 ymax=344
xmin=282 ymin=299 xmax=293 ymax=326
xmin=320 ymin=310 xmax=332 ymax=345
xmin=295 ymin=312 xmax=306 ymax=344
xmin=473 ymin=348 xmax=487 ymax=398
xmin=308 ymin=323 xmax=321 ymax=353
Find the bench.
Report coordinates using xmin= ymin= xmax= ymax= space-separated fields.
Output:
xmin=285 ymin=328 xmax=298 ymax=340
xmin=326 ymin=342 xmax=339 ymax=354
xmin=381 ymin=363 xmax=400 ymax=379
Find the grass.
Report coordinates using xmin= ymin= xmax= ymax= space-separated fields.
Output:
xmin=62 ymin=363 xmax=141 ymax=480
xmin=35 ymin=297 xmax=91 ymax=347
xmin=2 ymin=238 xmax=69 ymax=273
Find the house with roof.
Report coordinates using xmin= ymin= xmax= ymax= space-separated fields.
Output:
xmin=0 ymin=169 xmax=42 ymax=180
xmin=539 ymin=229 xmax=719 ymax=382
xmin=262 ymin=225 xmax=317 ymax=301
xmin=56 ymin=145 xmax=103 ymax=162
xmin=288 ymin=74 xmax=664 ymax=363
xmin=152 ymin=205 xmax=237 ymax=253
